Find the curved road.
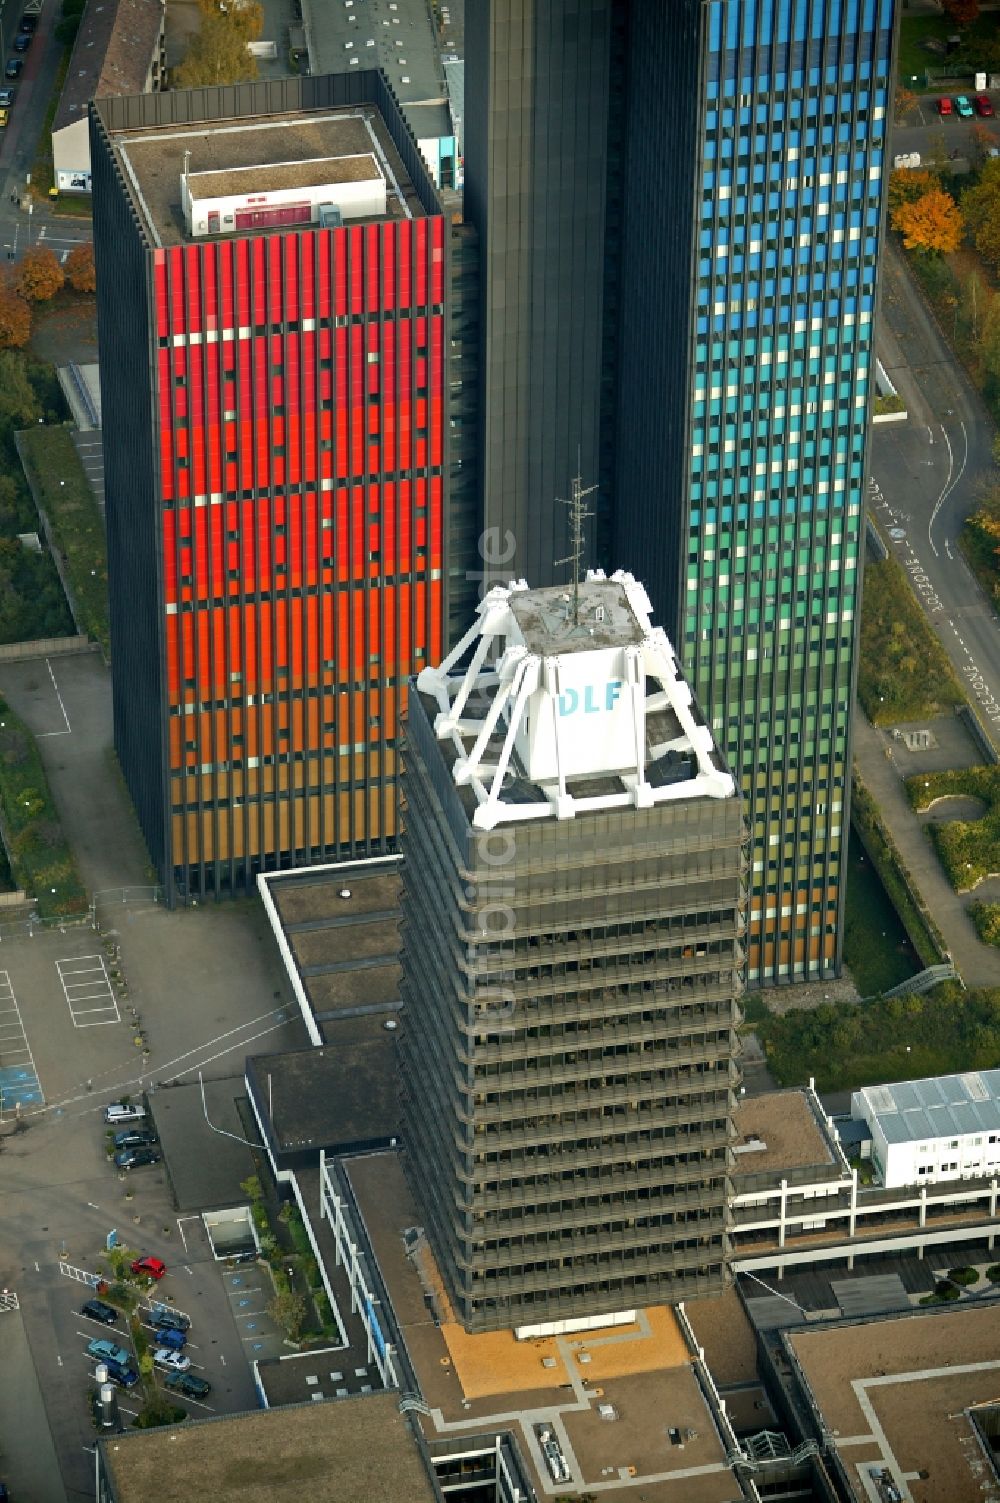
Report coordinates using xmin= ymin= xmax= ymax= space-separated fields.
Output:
xmin=871 ymin=238 xmax=1000 ymax=745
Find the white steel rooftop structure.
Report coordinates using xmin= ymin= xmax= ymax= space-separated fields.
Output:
xmin=415 ymin=568 xmax=735 ymax=831
xmin=854 ymin=1071 xmax=1000 ymax=1146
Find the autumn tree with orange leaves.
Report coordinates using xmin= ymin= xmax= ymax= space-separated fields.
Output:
xmin=890 ymin=186 xmax=964 ymax=255
xmin=65 ymin=242 xmax=96 ymax=293
xmin=0 ymin=277 xmax=31 ymax=348
xmin=15 ymin=247 xmax=64 ymax=303
xmin=942 ymin=0 xmax=979 ymax=23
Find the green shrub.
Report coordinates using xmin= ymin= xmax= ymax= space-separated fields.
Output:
xmin=858 ymin=553 xmax=964 ymax=726
xmin=754 ymin=981 xmax=1000 ymax=1091
xmin=934 ymin=1280 xmax=962 ymax=1301
xmin=986 ymin=1264 xmax=1000 ymax=1284
xmin=947 ymin=1267 xmax=980 ymax=1286
xmin=16 ymin=424 xmax=109 ymax=657
xmin=970 ymin=903 xmax=1000 ymax=949
xmin=906 ymin=766 xmax=1000 ymax=891
xmin=0 ymin=695 xmax=86 ymax=915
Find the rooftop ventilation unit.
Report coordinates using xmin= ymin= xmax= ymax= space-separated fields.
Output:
xmin=318 ymin=204 xmax=344 ymax=227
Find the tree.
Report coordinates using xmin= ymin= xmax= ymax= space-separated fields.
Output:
xmin=894 ymin=86 xmax=918 ymax=124
xmin=268 ymin=1288 xmax=306 ymax=1340
xmin=65 ymin=242 xmax=96 ymax=293
xmin=943 ymin=0 xmax=979 ymax=21
xmin=174 ymin=2 xmax=262 ymax=88
xmin=0 ymin=279 xmax=31 ymax=348
xmin=891 ymin=187 xmax=964 ymax=254
xmin=888 ymin=167 xmax=940 ymax=214
xmin=16 ymin=248 xmax=64 ymax=303
xmin=962 ymin=159 xmax=1000 ymax=270
xmin=0 ymin=351 xmax=41 ymax=425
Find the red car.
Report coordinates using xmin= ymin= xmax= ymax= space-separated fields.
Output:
xmin=131 ymin=1255 xmax=166 ymax=1281
xmin=975 ymin=94 xmax=994 ymax=118
xmin=938 ymin=96 xmax=953 ymax=116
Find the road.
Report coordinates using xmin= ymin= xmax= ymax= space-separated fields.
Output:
xmin=0 ymin=0 xmax=91 ymax=264
xmin=870 ymin=237 xmax=1000 ymax=745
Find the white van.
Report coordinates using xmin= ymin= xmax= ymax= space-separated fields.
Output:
xmin=104 ymin=1102 xmax=146 ymax=1125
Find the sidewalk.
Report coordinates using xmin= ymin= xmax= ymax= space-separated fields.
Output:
xmin=0 ymin=1310 xmax=67 ymax=1502
xmin=852 ymin=712 xmax=1000 ymax=990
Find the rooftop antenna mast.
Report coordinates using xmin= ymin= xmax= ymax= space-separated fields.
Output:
xmin=555 ymin=453 xmax=598 ymax=626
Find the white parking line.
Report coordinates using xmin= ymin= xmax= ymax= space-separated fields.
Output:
xmin=56 ymin=956 xmax=120 ymax=1028
xmin=0 ymin=970 xmax=44 ymax=1109
xmin=35 ymin=658 xmax=72 ymax=740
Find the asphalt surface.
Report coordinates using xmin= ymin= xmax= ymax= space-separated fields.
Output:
xmin=871 ymin=237 xmax=1000 ymax=747
xmin=0 ymin=0 xmax=91 ymax=264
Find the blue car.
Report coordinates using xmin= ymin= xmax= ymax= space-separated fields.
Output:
xmin=153 ymin=1323 xmax=186 ymax=1350
xmin=103 ymin=1356 xmax=139 ymax=1389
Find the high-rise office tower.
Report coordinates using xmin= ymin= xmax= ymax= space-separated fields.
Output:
xmin=91 ymin=75 xmax=476 ymax=902
xmin=399 ymin=569 xmax=746 ymax=1333
xmin=465 ymin=0 xmax=896 ymax=984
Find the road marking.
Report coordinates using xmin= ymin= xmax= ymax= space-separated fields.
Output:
xmin=57 ymin=1354 xmax=62 ymax=1366
xmin=56 ymin=955 xmax=120 ymax=1028
xmin=927 ymin=423 xmax=953 ymax=558
xmin=944 ymin=538 xmax=953 ymax=559
xmin=928 ymin=418 xmax=968 ymax=558
xmin=0 ymin=971 xmax=44 ymax=1108
xmin=43 ymin=1003 xmax=294 ymax=1116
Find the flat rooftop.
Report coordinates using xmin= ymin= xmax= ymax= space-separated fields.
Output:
xmin=188 ymin=151 xmax=381 ymax=201
xmin=856 ymin=1069 xmax=1000 ymax=1145
xmin=730 ymin=1090 xmax=839 ymax=1179
xmin=788 ymin=1304 xmax=1000 ymax=1503
xmin=301 ymin=0 xmax=450 ymax=142
xmin=509 ymin=579 xmax=644 ymax=656
xmin=112 ymin=108 xmax=426 ymax=246
xmin=261 ymin=863 xmax=402 ymax=1042
xmin=347 ymin=1151 xmax=739 ymax=1503
xmin=247 ymin=1029 xmax=399 ymax=1155
xmin=98 ymin=1392 xmax=437 ymax=1503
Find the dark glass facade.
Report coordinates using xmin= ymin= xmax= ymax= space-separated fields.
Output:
xmin=465 ymin=0 xmax=898 ymax=984
xmin=91 ymin=75 xmax=476 ymax=902
xmin=398 ymin=682 xmax=746 ymax=1333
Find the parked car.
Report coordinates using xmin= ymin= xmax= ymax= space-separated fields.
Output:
xmin=152 ymin=1323 xmax=186 ymax=1351
xmin=148 ymin=1306 xmax=189 ymax=1332
xmin=105 ymin=1102 xmax=146 ymax=1125
xmin=0 ymin=88 xmax=15 ymax=106
xmin=975 ymin=93 xmax=995 ymax=117
xmin=153 ymin=1347 xmax=191 ymax=1373
xmin=4 ymin=61 xmax=23 ymax=80
xmin=0 ymin=109 xmax=9 ymax=129
xmin=955 ymin=95 xmax=975 ymax=118
xmin=11 ymin=32 xmax=30 ymax=51
xmin=103 ymin=1357 xmax=139 ymax=1390
xmin=114 ymin=1146 xmax=161 ymax=1170
xmin=113 ymin=1127 xmax=158 ymax=1150
xmin=18 ymin=13 xmax=38 ymax=30
xmin=164 ymin=1370 xmax=211 ymax=1400
xmin=87 ymin=1338 xmax=130 ymax=1367
xmin=938 ymin=95 xmax=953 ymax=115
xmin=131 ymin=1255 xmax=166 ymax=1280
xmin=81 ymin=1299 xmax=118 ymax=1325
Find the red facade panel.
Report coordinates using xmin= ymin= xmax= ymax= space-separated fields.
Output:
xmin=156 ymin=202 xmax=447 ymax=869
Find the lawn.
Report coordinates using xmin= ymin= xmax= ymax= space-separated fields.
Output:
xmin=17 ymin=423 xmax=109 ymax=658
xmin=851 ymin=773 xmax=947 ymax=969
xmin=755 ymin=982 xmax=1000 ymax=1092
xmin=906 ymin=765 xmax=1000 ymax=891
xmin=842 ymin=828 xmax=920 ymax=998
xmin=858 ymin=553 xmax=964 ymax=726
xmin=0 ymin=694 xmax=87 ymax=916
xmin=897 ymin=15 xmax=999 ymax=91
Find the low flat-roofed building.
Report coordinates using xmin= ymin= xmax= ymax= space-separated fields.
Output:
xmin=95 ymin=1392 xmax=439 ymax=1503
xmin=246 ymin=1031 xmax=400 ymax=1169
xmin=852 ymin=1070 xmax=1000 ymax=1188
xmin=52 ymin=0 xmax=164 ymax=193
xmin=258 ymin=862 xmax=402 ymax=1046
xmin=783 ymin=1303 xmax=1000 ymax=1503
xmin=324 ymin=1149 xmax=743 ymax=1503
